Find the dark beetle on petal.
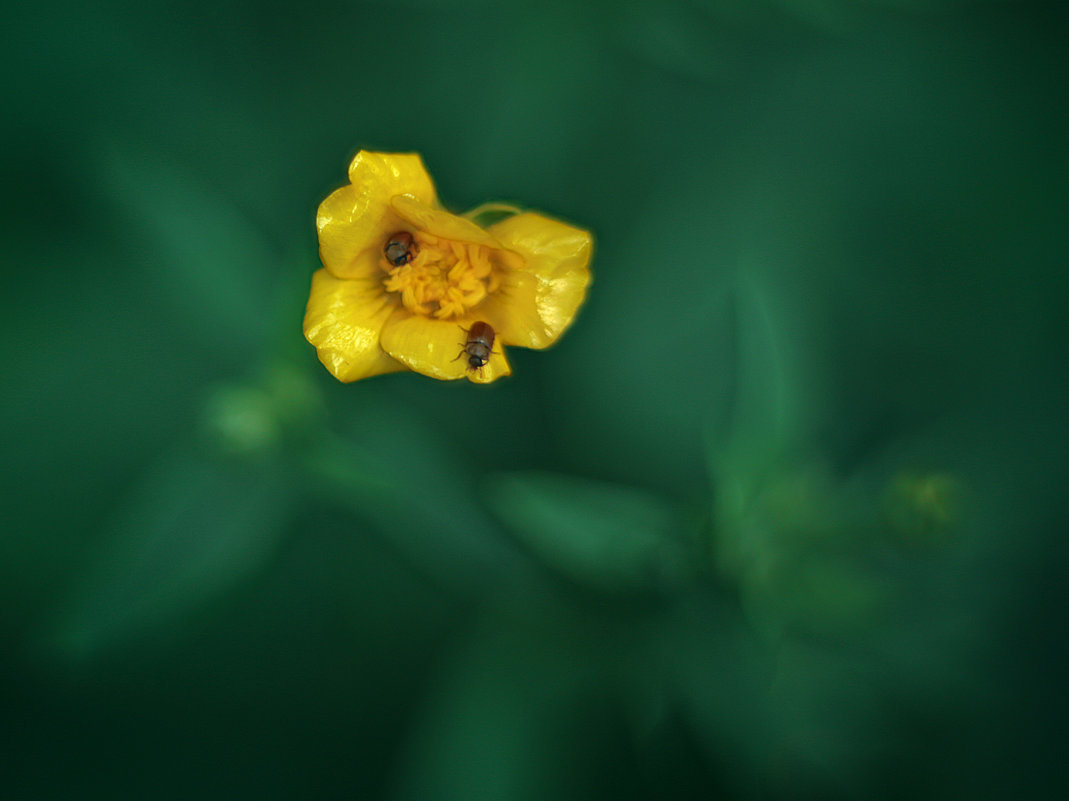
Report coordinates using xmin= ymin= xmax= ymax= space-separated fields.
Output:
xmin=455 ymin=321 xmax=496 ymax=371
xmin=384 ymin=231 xmax=417 ymax=266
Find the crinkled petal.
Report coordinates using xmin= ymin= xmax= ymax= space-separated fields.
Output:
xmin=379 ymin=310 xmax=511 ymax=383
xmin=347 ymin=151 xmax=436 ymax=201
xmin=303 ymin=269 xmax=405 ymax=382
xmin=316 ymin=186 xmax=393 ymax=280
xmin=391 ymin=194 xmax=505 ymax=250
xmin=318 ymin=152 xmax=437 ymax=279
xmin=480 ymin=212 xmax=593 ymax=349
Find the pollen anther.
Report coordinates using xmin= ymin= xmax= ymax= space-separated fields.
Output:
xmin=382 ymin=231 xmax=498 ymax=319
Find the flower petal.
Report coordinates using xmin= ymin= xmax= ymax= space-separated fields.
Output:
xmin=316 ymin=186 xmax=391 ymax=280
xmin=318 ymin=151 xmax=437 ymax=279
xmin=348 ymin=151 xmax=437 ymax=202
xmin=391 ymin=194 xmax=505 ymax=250
xmin=379 ymin=310 xmax=511 ymax=383
xmin=303 ymin=269 xmax=405 ymax=382
xmin=480 ymin=213 xmax=593 ymax=349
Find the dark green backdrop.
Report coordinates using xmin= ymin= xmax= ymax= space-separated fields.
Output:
xmin=3 ymin=1 xmax=1066 ymax=798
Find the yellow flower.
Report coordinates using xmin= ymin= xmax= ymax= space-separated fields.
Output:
xmin=303 ymin=151 xmax=593 ymax=384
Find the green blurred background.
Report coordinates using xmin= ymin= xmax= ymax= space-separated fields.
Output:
xmin=3 ymin=0 xmax=1067 ymax=798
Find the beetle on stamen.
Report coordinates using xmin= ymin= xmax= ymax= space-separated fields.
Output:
xmin=384 ymin=231 xmax=417 ymax=266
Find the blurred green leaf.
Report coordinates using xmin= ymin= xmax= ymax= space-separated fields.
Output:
xmin=201 ymin=360 xmax=324 ymax=456
xmin=100 ymin=144 xmax=280 ymax=355
xmin=708 ymin=271 xmax=817 ymax=582
xmin=390 ymin=589 xmax=664 ymax=801
xmin=744 ymin=553 xmax=890 ymax=641
xmin=625 ymin=595 xmax=777 ymax=794
xmin=48 ymin=446 xmax=294 ymax=659
xmin=486 ymin=471 xmax=689 ymax=591
xmin=709 ymin=271 xmax=811 ymax=501
xmin=705 ymin=272 xmax=898 ymax=640
xmin=391 ymin=607 xmax=596 ymax=801
xmin=298 ymin=396 xmax=532 ymax=598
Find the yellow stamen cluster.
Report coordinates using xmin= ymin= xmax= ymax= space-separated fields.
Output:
xmin=382 ymin=231 xmax=500 ymax=319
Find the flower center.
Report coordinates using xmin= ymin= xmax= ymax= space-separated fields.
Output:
xmin=382 ymin=231 xmax=500 ymax=319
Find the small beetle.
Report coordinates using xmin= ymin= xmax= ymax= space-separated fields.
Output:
xmin=455 ymin=321 xmax=496 ymax=372
xmin=384 ymin=231 xmax=417 ymax=266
